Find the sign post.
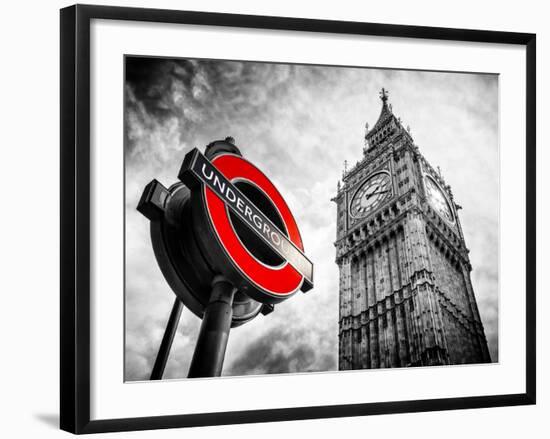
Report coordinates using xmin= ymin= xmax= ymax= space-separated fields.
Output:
xmin=187 ymin=277 xmax=236 ymax=378
xmin=149 ymin=298 xmax=183 ymax=380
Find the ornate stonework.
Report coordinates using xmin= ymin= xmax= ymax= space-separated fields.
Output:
xmin=334 ymin=89 xmax=491 ymax=369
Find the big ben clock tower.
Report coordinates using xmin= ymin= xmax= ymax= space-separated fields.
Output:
xmin=334 ymin=89 xmax=491 ymax=369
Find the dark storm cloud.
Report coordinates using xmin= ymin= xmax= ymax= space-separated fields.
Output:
xmin=227 ymin=326 xmax=333 ymax=376
xmin=125 ymin=57 xmax=296 ymax=157
xmin=124 ymin=56 xmax=498 ymax=380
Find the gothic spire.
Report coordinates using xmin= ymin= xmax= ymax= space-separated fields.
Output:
xmin=363 ymin=88 xmax=413 ymax=152
xmin=372 ymin=88 xmax=394 ymax=130
xmin=364 ymin=87 xmax=397 ymax=149
xmin=380 ymin=87 xmax=389 ymax=105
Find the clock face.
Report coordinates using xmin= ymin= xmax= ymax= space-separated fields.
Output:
xmin=350 ymin=172 xmax=392 ymax=218
xmin=424 ymin=175 xmax=454 ymax=223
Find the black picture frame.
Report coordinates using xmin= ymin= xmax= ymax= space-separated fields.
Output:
xmin=60 ymin=4 xmax=536 ymax=434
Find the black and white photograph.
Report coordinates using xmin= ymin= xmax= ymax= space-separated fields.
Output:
xmin=124 ymin=56 xmax=498 ymax=381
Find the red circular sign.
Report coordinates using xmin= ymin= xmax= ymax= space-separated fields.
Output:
xmin=204 ymin=154 xmax=304 ymax=298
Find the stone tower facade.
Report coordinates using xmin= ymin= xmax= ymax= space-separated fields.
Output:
xmin=334 ymin=89 xmax=491 ymax=369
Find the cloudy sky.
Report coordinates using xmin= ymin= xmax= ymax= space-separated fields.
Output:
xmin=124 ymin=56 xmax=499 ymax=381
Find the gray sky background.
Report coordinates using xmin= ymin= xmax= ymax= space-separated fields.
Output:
xmin=124 ymin=57 xmax=499 ymax=381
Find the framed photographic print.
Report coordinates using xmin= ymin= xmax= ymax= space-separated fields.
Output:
xmin=60 ymin=4 xmax=536 ymax=434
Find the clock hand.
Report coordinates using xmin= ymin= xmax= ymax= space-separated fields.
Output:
xmin=366 ymin=188 xmax=389 ymax=199
xmin=368 ymin=189 xmax=389 ymax=196
xmin=364 ymin=184 xmax=381 ymax=199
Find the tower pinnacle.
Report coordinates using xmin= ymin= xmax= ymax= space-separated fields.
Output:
xmin=364 ymin=87 xmax=397 ymax=150
xmin=379 ymin=87 xmax=389 ymax=104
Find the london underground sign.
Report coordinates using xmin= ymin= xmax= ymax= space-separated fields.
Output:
xmin=179 ymin=148 xmax=313 ymax=302
xmin=138 ymin=137 xmax=313 ymax=378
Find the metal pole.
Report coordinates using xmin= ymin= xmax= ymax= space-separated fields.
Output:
xmin=150 ymin=298 xmax=184 ymax=380
xmin=187 ymin=276 xmax=236 ymax=378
